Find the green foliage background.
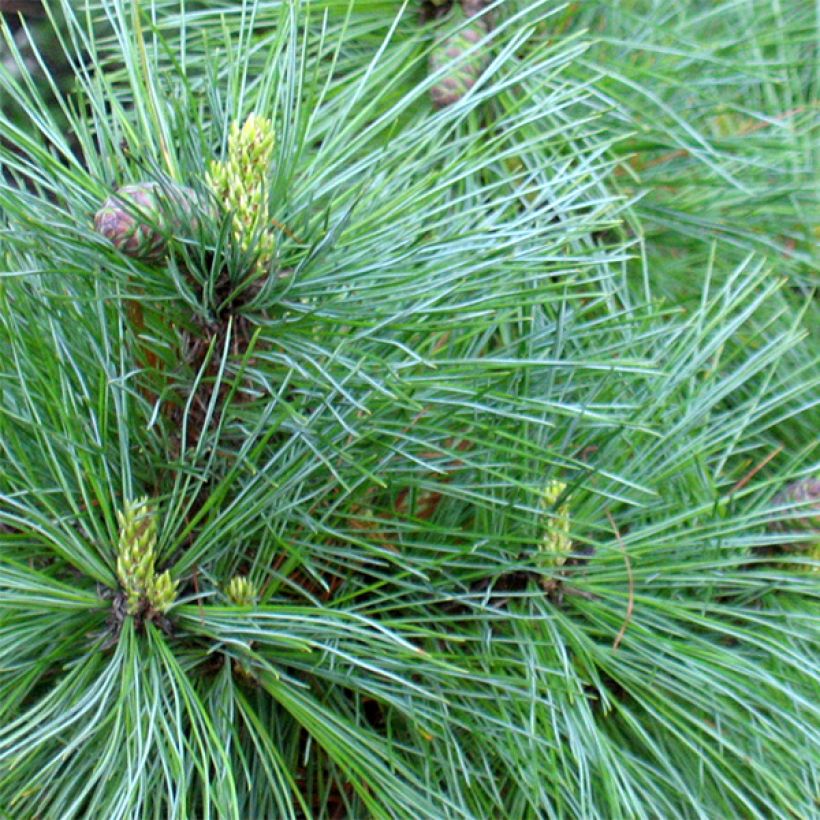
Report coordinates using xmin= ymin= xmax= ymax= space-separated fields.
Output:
xmin=0 ymin=1 xmax=817 ymax=817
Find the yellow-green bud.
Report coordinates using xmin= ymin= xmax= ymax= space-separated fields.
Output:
xmin=538 ymin=481 xmax=572 ymax=570
xmin=115 ymin=498 xmax=177 ymax=615
xmin=116 ymin=498 xmax=158 ymax=615
xmin=207 ymin=113 xmax=277 ymax=271
xmin=147 ymin=570 xmax=179 ymax=613
xmin=226 ymin=575 xmax=258 ymax=607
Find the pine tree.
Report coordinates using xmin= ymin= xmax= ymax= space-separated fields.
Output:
xmin=0 ymin=2 xmax=817 ymax=817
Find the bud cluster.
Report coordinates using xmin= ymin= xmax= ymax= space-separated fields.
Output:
xmin=537 ymin=480 xmax=572 ymax=570
xmin=116 ymin=498 xmax=178 ymax=615
xmin=225 ymin=574 xmax=260 ymax=683
xmin=226 ymin=574 xmax=258 ymax=607
xmin=207 ymin=113 xmax=277 ymax=271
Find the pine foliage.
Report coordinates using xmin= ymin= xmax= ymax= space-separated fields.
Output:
xmin=0 ymin=1 xmax=817 ymax=817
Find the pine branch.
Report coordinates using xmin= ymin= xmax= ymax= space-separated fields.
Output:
xmin=0 ymin=1 xmax=817 ymax=816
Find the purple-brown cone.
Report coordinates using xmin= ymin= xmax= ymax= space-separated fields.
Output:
xmin=770 ymin=477 xmax=820 ymax=533
xmin=94 ymin=182 xmax=200 ymax=261
xmin=429 ymin=19 xmax=489 ymax=108
xmin=461 ymin=0 xmax=491 ymax=17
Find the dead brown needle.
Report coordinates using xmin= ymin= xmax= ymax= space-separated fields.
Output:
xmin=607 ymin=510 xmax=634 ymax=651
xmin=728 ymin=445 xmax=783 ymax=496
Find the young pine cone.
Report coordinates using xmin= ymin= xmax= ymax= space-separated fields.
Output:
xmin=770 ymin=477 xmax=820 ymax=533
xmin=461 ymin=0 xmax=492 ymax=17
xmin=768 ymin=476 xmax=819 ymax=572
xmin=94 ymin=181 xmax=201 ymax=262
xmin=429 ymin=16 xmax=490 ymax=108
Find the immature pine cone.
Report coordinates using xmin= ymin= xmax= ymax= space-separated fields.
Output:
xmin=94 ymin=181 xmax=200 ymax=261
xmin=461 ymin=0 xmax=492 ymax=16
xmin=770 ymin=477 xmax=820 ymax=532
xmin=768 ymin=477 xmax=819 ymax=573
xmin=430 ymin=16 xmax=490 ymax=108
